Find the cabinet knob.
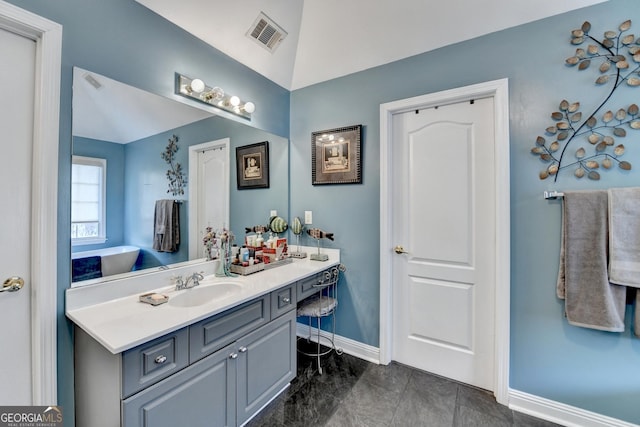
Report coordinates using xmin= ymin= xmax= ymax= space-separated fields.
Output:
xmin=281 ymin=297 xmax=290 ymax=303
xmin=229 ymin=353 xmax=238 ymax=359
xmin=238 ymin=346 xmax=247 ymax=353
xmin=154 ymin=355 xmax=167 ymax=364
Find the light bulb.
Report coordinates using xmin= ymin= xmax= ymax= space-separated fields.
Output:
xmin=190 ymin=78 xmax=205 ymax=93
xmin=244 ymin=101 xmax=255 ymax=113
xmin=229 ymin=95 xmax=240 ymax=107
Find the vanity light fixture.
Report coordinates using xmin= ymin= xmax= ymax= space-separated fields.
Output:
xmin=175 ymin=73 xmax=255 ymax=119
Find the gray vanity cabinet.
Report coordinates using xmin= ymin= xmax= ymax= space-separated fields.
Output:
xmin=75 ymin=287 xmax=297 ymax=427
xmin=121 ymin=310 xmax=295 ymax=427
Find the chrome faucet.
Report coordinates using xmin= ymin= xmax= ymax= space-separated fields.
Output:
xmin=175 ymin=271 xmax=204 ymax=290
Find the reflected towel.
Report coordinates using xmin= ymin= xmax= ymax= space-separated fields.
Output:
xmin=636 ymin=292 xmax=640 ymax=338
xmin=71 ymin=255 xmax=102 ymax=282
xmin=556 ymin=190 xmax=626 ymax=332
xmin=153 ymin=200 xmax=180 ymax=252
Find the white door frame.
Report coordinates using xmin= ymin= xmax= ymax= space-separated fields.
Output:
xmin=188 ymin=138 xmax=230 ymax=259
xmin=379 ymin=79 xmax=510 ymax=404
xmin=0 ymin=1 xmax=62 ymax=404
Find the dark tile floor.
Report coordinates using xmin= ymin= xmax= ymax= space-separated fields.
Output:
xmin=246 ymin=344 xmax=562 ymax=427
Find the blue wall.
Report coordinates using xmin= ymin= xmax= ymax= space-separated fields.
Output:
xmin=123 ymin=116 xmax=289 ymax=268
xmin=71 ymin=137 xmax=126 ymax=252
xmin=291 ymin=0 xmax=640 ymax=423
xmin=5 ymin=0 xmax=289 ymax=424
xmin=72 ymin=117 xmax=287 ymax=270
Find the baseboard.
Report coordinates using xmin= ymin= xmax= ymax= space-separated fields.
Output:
xmin=509 ymin=389 xmax=639 ymax=427
xmin=295 ymin=322 xmax=380 ymax=364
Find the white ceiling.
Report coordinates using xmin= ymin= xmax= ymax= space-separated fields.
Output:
xmin=135 ymin=0 xmax=607 ymax=90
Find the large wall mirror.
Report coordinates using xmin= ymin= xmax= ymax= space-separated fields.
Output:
xmin=71 ymin=67 xmax=289 ymax=287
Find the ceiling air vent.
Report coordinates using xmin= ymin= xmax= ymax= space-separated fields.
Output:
xmin=246 ymin=12 xmax=287 ymax=53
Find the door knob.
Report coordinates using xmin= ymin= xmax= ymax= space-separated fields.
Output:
xmin=394 ymin=245 xmax=408 ymax=254
xmin=1 ymin=277 xmax=24 ymax=293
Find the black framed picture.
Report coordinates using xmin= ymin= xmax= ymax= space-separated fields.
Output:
xmin=236 ymin=141 xmax=269 ymax=189
xmin=312 ymin=125 xmax=362 ymax=185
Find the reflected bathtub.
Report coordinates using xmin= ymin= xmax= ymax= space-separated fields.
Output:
xmin=72 ymin=245 xmax=140 ymax=280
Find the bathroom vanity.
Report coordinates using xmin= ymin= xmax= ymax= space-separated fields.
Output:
xmin=66 ymin=249 xmax=339 ymax=427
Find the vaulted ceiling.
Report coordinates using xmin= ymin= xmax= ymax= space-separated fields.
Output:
xmin=135 ymin=0 xmax=607 ymax=90
xmin=73 ymin=0 xmax=609 ymax=143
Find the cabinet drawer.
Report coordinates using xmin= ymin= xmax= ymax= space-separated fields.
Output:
xmin=122 ymin=327 xmax=189 ymax=398
xmin=271 ymin=283 xmax=296 ymax=319
xmin=296 ymin=272 xmax=324 ymax=301
xmin=190 ymin=294 xmax=270 ymax=363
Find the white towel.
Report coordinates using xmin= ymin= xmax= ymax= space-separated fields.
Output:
xmin=557 ymin=190 xmax=626 ymax=332
xmin=608 ymin=187 xmax=640 ymax=288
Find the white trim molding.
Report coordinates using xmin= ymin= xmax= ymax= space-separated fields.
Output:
xmin=509 ymin=389 xmax=639 ymax=427
xmin=0 ymin=0 xmax=62 ymax=405
xmin=378 ymin=79 xmax=511 ymax=405
xmin=296 ymin=322 xmax=380 ymax=365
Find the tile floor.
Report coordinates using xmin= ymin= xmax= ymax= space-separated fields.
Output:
xmin=246 ymin=344 xmax=562 ymax=427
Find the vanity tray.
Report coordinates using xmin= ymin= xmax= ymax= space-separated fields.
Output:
xmin=229 ymin=263 xmax=265 ymax=276
xmin=263 ymin=257 xmax=293 ymax=270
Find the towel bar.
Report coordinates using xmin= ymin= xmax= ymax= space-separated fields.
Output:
xmin=544 ymin=190 xmax=564 ymax=200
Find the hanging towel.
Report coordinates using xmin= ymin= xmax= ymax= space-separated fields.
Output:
xmin=636 ymin=292 xmax=640 ymax=338
xmin=556 ymin=190 xmax=626 ymax=332
xmin=608 ymin=187 xmax=640 ymax=338
xmin=153 ymin=200 xmax=180 ymax=252
xmin=608 ymin=187 xmax=640 ymax=287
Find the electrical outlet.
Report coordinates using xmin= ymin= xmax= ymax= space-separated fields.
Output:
xmin=304 ymin=211 xmax=312 ymax=225
xmin=270 ymin=210 xmax=277 ymax=217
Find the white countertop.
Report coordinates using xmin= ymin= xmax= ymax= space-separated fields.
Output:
xmin=66 ymin=248 xmax=340 ymax=354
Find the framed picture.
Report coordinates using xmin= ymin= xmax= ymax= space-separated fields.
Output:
xmin=236 ymin=141 xmax=269 ymax=189
xmin=312 ymin=125 xmax=362 ymax=185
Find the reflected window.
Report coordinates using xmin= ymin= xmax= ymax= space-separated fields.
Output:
xmin=72 ymin=156 xmax=106 ymax=245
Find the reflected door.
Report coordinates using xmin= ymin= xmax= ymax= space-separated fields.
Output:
xmin=0 ymin=26 xmax=35 ymax=403
xmin=189 ymin=139 xmax=230 ymax=259
xmin=391 ymin=97 xmax=496 ymax=390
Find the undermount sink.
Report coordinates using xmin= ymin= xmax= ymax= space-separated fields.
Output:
xmin=169 ymin=282 xmax=242 ymax=308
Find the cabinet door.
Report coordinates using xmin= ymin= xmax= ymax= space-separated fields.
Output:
xmin=236 ymin=310 xmax=296 ymax=425
xmin=122 ymin=342 xmax=237 ymax=427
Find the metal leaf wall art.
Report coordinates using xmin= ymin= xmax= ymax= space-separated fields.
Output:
xmin=533 ymin=19 xmax=640 ymax=182
xmin=162 ymin=134 xmax=187 ymax=196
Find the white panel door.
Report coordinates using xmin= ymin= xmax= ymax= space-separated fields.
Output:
xmin=391 ymin=97 xmax=496 ymax=390
xmin=189 ymin=139 xmax=229 ymax=259
xmin=0 ymin=26 xmax=36 ymax=403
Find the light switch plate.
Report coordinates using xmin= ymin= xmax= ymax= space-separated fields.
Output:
xmin=270 ymin=210 xmax=277 ymax=217
xmin=304 ymin=211 xmax=312 ymax=224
